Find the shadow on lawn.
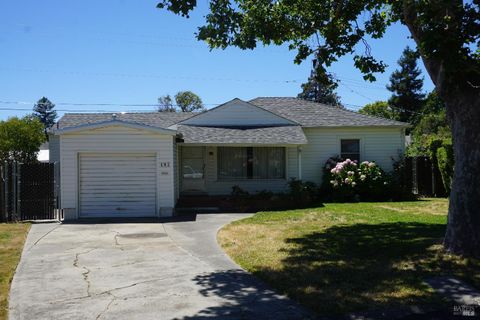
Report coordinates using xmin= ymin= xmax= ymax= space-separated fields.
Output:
xmin=252 ymin=222 xmax=459 ymax=316
xmin=179 ymin=221 xmax=478 ymax=319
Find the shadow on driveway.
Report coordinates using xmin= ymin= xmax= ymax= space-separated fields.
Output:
xmin=176 ymin=269 xmax=314 ymax=320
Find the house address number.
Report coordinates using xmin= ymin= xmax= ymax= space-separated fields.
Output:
xmin=160 ymin=162 xmax=170 ymax=168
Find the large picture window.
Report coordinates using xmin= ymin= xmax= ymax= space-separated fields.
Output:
xmin=341 ymin=139 xmax=360 ymax=162
xmin=218 ymin=147 xmax=285 ymax=180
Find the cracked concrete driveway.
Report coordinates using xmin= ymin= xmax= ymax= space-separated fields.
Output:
xmin=9 ymin=214 xmax=313 ymax=320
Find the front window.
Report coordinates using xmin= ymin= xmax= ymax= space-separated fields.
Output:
xmin=182 ymin=147 xmax=204 ymax=179
xmin=341 ymin=139 xmax=360 ymax=162
xmin=218 ymin=147 xmax=285 ymax=180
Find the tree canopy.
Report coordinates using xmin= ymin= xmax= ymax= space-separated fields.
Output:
xmin=158 ymin=91 xmax=205 ymax=112
xmin=157 ymin=1 xmax=479 ymax=90
xmin=33 ymin=97 xmax=57 ymax=136
xmin=387 ymin=47 xmax=425 ymax=124
xmin=298 ymin=59 xmax=342 ymax=107
xmin=359 ymin=101 xmax=397 ymax=120
xmin=0 ymin=116 xmax=46 ymax=163
xmin=158 ymin=95 xmax=176 ymax=112
xmin=175 ymin=91 xmax=205 ymax=112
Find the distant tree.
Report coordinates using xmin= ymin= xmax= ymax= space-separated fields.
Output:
xmin=157 ymin=95 xmax=176 ymax=112
xmin=33 ymin=97 xmax=57 ymax=137
xmin=175 ymin=91 xmax=205 ymax=112
xmin=387 ymin=47 xmax=425 ymax=125
xmin=0 ymin=116 xmax=46 ymax=163
xmin=158 ymin=91 xmax=205 ymax=112
xmin=298 ymin=59 xmax=342 ymax=107
xmin=359 ymin=101 xmax=398 ymax=120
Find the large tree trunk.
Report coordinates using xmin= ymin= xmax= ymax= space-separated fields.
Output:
xmin=403 ymin=3 xmax=480 ymax=257
xmin=443 ymin=87 xmax=480 ymax=258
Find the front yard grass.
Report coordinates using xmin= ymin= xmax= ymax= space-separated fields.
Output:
xmin=218 ymin=199 xmax=480 ymax=316
xmin=0 ymin=223 xmax=30 ymax=320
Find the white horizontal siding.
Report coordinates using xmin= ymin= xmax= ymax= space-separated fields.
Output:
xmin=301 ymin=127 xmax=405 ymax=185
xmin=48 ymin=135 xmax=60 ymax=163
xmin=181 ymin=100 xmax=293 ymax=127
xmin=59 ymin=125 xmax=175 ymax=220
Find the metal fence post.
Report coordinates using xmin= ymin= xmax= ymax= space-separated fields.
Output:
xmin=0 ymin=163 xmax=4 ymax=222
xmin=12 ymin=161 xmax=17 ymax=221
xmin=17 ymin=162 xmax=21 ymax=220
xmin=4 ymin=161 xmax=9 ymax=221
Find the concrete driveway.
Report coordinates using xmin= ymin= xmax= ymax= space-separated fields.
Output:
xmin=9 ymin=214 xmax=313 ymax=320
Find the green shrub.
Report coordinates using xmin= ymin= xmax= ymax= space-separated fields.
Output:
xmin=436 ymin=142 xmax=454 ymax=195
xmin=389 ymin=156 xmax=416 ymax=200
xmin=231 ymin=185 xmax=249 ymax=198
xmin=287 ymin=178 xmax=318 ymax=205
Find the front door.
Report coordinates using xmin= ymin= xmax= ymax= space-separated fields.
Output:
xmin=181 ymin=146 xmax=206 ymax=194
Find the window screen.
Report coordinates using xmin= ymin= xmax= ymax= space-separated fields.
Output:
xmin=341 ymin=139 xmax=360 ymax=162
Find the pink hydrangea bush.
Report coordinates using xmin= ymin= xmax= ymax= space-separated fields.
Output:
xmin=322 ymin=156 xmax=390 ymax=201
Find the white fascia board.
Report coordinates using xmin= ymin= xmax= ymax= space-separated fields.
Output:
xmin=54 ymin=120 xmax=177 ymax=135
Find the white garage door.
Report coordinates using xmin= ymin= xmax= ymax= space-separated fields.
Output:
xmin=79 ymin=153 xmax=157 ymax=218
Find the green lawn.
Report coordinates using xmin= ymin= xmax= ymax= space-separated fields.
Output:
xmin=218 ymin=199 xmax=480 ymax=316
xmin=0 ymin=224 xmax=30 ymax=320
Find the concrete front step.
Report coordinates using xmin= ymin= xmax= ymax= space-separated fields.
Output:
xmin=175 ymin=207 xmax=221 ymax=214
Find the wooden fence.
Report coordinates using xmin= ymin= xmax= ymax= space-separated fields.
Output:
xmin=409 ymin=156 xmax=447 ymax=197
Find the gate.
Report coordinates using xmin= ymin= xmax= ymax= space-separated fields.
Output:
xmin=0 ymin=162 xmax=59 ymax=221
xmin=409 ymin=156 xmax=447 ymax=197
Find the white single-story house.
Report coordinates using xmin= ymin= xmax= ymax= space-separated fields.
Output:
xmin=49 ymin=97 xmax=408 ymax=220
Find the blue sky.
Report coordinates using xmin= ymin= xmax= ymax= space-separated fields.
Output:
xmin=0 ymin=0 xmax=434 ymax=120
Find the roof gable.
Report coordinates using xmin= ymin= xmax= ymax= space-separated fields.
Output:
xmin=250 ymin=97 xmax=410 ymax=128
xmin=179 ymin=98 xmax=297 ymax=127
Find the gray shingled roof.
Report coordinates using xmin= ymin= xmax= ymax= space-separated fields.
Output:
xmin=53 ymin=97 xmax=407 ymax=144
xmin=249 ymin=97 xmax=409 ymax=127
xmin=54 ymin=112 xmax=194 ymax=130
xmin=177 ymin=125 xmax=307 ymax=145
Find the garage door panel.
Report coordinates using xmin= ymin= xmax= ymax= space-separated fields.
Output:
xmin=79 ymin=153 xmax=157 ymax=218
xmin=80 ymin=194 xmax=156 ymax=200
xmin=80 ymin=179 xmax=156 ymax=187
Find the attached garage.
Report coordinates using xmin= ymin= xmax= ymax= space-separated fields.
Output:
xmin=54 ymin=119 xmax=178 ymax=220
xmin=79 ymin=153 xmax=157 ymax=218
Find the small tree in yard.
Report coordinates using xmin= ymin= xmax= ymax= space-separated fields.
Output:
xmin=33 ymin=97 xmax=57 ymax=137
xmin=157 ymin=0 xmax=480 ymax=258
xmin=0 ymin=116 xmax=46 ymax=163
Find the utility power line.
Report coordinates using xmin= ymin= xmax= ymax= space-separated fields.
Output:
xmin=0 ymin=66 xmax=391 ymax=91
xmin=0 ymin=66 xmax=301 ymax=84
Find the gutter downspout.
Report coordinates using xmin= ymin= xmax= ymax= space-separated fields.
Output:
xmin=297 ymin=146 xmax=302 ymax=180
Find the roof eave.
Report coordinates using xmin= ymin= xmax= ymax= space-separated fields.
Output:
xmin=301 ymin=124 xmax=411 ymax=129
xmin=180 ymin=141 xmax=308 ymax=146
xmin=53 ymin=120 xmax=177 ymax=135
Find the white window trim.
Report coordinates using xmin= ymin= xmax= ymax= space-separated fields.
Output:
xmin=216 ymin=146 xmax=287 ymax=181
xmin=337 ymin=136 xmax=364 ymax=162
